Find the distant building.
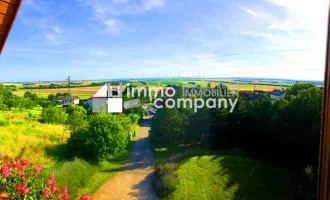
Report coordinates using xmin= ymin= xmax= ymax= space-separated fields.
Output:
xmin=56 ymin=96 xmax=80 ymax=106
xmin=270 ymin=89 xmax=285 ymax=100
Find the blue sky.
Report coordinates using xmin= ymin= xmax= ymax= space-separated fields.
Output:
xmin=0 ymin=0 xmax=329 ymax=82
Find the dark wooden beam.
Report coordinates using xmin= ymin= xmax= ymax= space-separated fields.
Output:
xmin=318 ymin=3 xmax=330 ymax=200
xmin=0 ymin=0 xmax=22 ymax=55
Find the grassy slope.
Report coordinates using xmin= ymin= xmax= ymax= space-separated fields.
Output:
xmin=153 ymin=145 xmax=296 ymax=200
xmin=0 ymin=111 xmax=139 ymax=199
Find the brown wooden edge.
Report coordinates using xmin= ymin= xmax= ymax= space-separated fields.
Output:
xmin=0 ymin=0 xmax=23 ymax=55
xmin=318 ymin=3 xmax=330 ymax=200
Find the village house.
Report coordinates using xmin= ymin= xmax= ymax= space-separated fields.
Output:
xmin=56 ymin=96 xmax=80 ymax=106
xmin=270 ymin=89 xmax=285 ymax=100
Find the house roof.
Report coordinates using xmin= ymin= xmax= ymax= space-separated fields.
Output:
xmin=0 ymin=0 xmax=22 ymax=55
xmin=271 ymin=89 xmax=285 ymax=96
xmin=56 ymin=96 xmax=80 ymax=100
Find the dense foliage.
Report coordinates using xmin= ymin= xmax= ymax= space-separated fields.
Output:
xmin=150 ymin=83 xmax=322 ymax=199
xmin=41 ymin=107 xmax=68 ymax=124
xmin=67 ymin=113 xmax=137 ymax=161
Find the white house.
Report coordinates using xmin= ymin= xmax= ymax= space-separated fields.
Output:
xmin=56 ymin=96 xmax=80 ymax=106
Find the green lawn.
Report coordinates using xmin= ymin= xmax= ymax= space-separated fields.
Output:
xmin=152 ymin=144 xmax=297 ymax=200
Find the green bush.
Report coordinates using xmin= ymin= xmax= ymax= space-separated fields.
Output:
xmin=156 ymin=162 xmax=178 ymax=176
xmin=296 ymin=166 xmax=317 ymax=200
xmin=155 ymin=173 xmax=180 ymax=198
xmin=128 ymin=113 xmax=140 ymax=124
xmin=0 ymin=118 xmax=9 ymax=127
xmin=67 ymin=113 xmax=130 ymax=161
xmin=41 ymin=106 xmax=68 ymax=124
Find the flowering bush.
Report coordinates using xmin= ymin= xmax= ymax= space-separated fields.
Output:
xmin=0 ymin=153 xmax=90 ymax=200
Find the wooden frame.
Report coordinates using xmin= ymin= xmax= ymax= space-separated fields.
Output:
xmin=318 ymin=3 xmax=330 ymax=200
xmin=0 ymin=0 xmax=23 ymax=55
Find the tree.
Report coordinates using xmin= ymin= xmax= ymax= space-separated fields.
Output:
xmin=67 ymin=113 xmax=130 ymax=161
xmin=48 ymin=94 xmax=56 ymax=102
xmin=66 ymin=105 xmax=87 ymax=131
xmin=24 ymin=91 xmax=38 ymax=100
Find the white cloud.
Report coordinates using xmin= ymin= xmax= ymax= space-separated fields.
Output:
xmin=235 ymin=4 xmax=257 ymax=16
xmin=112 ymin=0 xmax=128 ymax=4
xmin=142 ymin=0 xmax=165 ymax=10
xmin=81 ymin=0 xmax=165 ymax=35
xmin=44 ymin=35 xmax=65 ymax=46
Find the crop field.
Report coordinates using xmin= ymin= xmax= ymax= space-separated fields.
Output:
xmin=13 ymin=86 xmax=103 ymax=99
xmin=10 ymin=79 xmax=290 ymax=100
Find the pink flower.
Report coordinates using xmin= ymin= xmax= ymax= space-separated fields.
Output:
xmin=15 ymin=161 xmax=24 ymax=172
xmin=0 ymin=165 xmax=12 ymax=178
xmin=15 ymin=183 xmax=30 ymax=196
xmin=43 ymin=187 xmax=51 ymax=198
xmin=35 ymin=163 xmax=43 ymax=176
xmin=21 ymin=171 xmax=26 ymax=181
xmin=61 ymin=186 xmax=70 ymax=200
xmin=48 ymin=174 xmax=56 ymax=185
xmin=80 ymin=194 xmax=90 ymax=200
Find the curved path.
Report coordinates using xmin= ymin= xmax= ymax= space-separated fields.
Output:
xmin=92 ymin=116 xmax=158 ymax=200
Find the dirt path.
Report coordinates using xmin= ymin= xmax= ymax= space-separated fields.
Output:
xmin=92 ymin=117 xmax=158 ymax=200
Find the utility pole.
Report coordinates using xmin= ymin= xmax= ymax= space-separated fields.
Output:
xmin=38 ymin=78 xmax=40 ymax=98
xmin=67 ymin=76 xmax=71 ymax=96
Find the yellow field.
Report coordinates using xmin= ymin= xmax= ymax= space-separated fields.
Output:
xmin=226 ymin=84 xmax=286 ymax=92
xmin=13 ymin=86 xmax=128 ymax=100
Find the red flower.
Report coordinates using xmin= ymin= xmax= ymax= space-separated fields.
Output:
xmin=21 ymin=159 xmax=29 ymax=166
xmin=80 ymin=194 xmax=90 ymax=200
xmin=43 ymin=187 xmax=51 ymax=198
xmin=15 ymin=183 xmax=30 ymax=196
xmin=61 ymin=186 xmax=70 ymax=200
xmin=0 ymin=165 xmax=12 ymax=178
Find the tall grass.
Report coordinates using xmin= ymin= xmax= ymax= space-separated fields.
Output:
xmin=0 ymin=112 xmax=69 ymax=167
xmin=42 ymin=159 xmax=96 ymax=199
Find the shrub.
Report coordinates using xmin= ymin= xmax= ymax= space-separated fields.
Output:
xmin=0 ymin=154 xmax=91 ymax=200
xmin=41 ymin=107 xmax=68 ymax=124
xmin=155 ymin=162 xmax=180 ymax=198
xmin=67 ymin=113 xmax=130 ymax=161
xmin=128 ymin=113 xmax=140 ymax=124
xmin=156 ymin=162 xmax=178 ymax=176
xmin=296 ymin=165 xmax=317 ymax=200
xmin=155 ymin=173 xmax=180 ymax=198
xmin=0 ymin=119 xmax=8 ymax=127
